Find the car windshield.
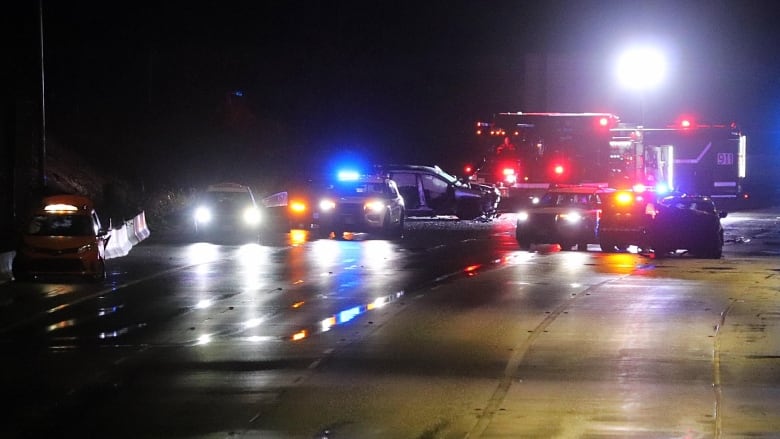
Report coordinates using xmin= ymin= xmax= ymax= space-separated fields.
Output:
xmin=202 ymin=191 xmax=254 ymax=207
xmin=661 ymin=197 xmax=716 ymax=213
xmin=27 ymin=214 xmax=95 ymax=236
xmin=329 ymin=182 xmax=390 ymax=197
xmin=538 ymin=192 xmax=592 ymax=207
xmin=433 ymin=166 xmax=460 ymax=185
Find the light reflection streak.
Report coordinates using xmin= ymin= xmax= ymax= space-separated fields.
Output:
xmin=44 ymin=285 xmax=76 ymax=298
xmin=197 ymin=334 xmax=212 ymax=345
xmin=243 ymin=318 xmax=263 ymax=329
xmin=46 ymin=319 xmax=76 ymax=332
xmin=195 ymin=299 xmax=213 ymax=309
xmin=289 ymin=229 xmax=307 ymax=246
xmin=311 ymin=239 xmax=341 ymax=269
xmin=246 ymin=335 xmax=275 ymax=342
xmin=97 ymin=305 xmax=123 ymax=317
xmin=309 ymin=291 xmax=405 ymax=338
xmin=186 ymin=243 xmax=220 ymax=266
xmin=47 ymin=303 xmax=69 ymax=314
xmin=361 ymin=240 xmax=394 ymax=269
xmin=99 ymin=327 xmax=130 ymax=339
xmin=560 ymin=252 xmax=589 ymax=271
xmin=237 ymin=243 xmax=269 ymax=291
xmin=601 ymin=253 xmax=640 ymax=274
xmin=464 ymin=264 xmax=481 ymax=276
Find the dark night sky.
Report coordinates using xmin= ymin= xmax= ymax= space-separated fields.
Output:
xmin=10 ymin=0 xmax=780 ymax=188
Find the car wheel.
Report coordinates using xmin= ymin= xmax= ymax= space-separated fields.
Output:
xmin=456 ymin=200 xmax=481 ymax=220
xmin=394 ymin=214 xmax=405 ymax=240
xmin=696 ymin=235 xmax=723 ymax=259
xmin=599 ymin=239 xmax=619 ymax=253
xmin=91 ymin=259 xmax=106 ymax=282
xmin=515 ymin=230 xmax=531 ymax=250
xmin=11 ymin=258 xmax=31 ymax=282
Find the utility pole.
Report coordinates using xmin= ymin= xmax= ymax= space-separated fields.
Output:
xmin=38 ymin=0 xmax=47 ymax=191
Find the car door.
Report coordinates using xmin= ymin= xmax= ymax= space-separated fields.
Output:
xmin=388 ymin=172 xmax=427 ymax=215
xmin=419 ymin=173 xmax=455 ymax=214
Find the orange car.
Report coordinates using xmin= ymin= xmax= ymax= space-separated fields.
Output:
xmin=12 ymin=195 xmax=110 ymax=281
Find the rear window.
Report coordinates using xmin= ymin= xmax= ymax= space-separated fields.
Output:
xmin=538 ymin=192 xmax=595 ymax=207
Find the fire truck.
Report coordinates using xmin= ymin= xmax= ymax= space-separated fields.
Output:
xmin=609 ymin=118 xmax=747 ymax=202
xmin=468 ymin=112 xmax=620 ymax=208
xmin=468 ymin=112 xmax=747 ymax=210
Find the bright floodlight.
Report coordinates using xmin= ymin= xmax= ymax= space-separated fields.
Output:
xmin=617 ymin=47 xmax=666 ymax=90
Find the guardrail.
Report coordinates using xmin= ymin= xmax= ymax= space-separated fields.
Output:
xmin=0 ymin=211 xmax=150 ymax=283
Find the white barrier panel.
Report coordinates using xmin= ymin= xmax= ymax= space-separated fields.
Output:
xmin=263 ymin=191 xmax=288 ymax=208
xmin=126 ymin=217 xmax=140 ymax=246
xmin=105 ymin=224 xmax=133 ymax=259
xmin=133 ymin=211 xmax=151 ymax=242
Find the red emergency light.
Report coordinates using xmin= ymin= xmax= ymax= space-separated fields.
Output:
xmin=674 ymin=114 xmax=697 ymax=130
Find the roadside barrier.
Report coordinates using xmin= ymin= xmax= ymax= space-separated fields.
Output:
xmin=105 ymin=211 xmax=150 ymax=258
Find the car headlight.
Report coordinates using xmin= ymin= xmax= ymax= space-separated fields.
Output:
xmin=243 ymin=207 xmax=261 ymax=225
xmin=194 ymin=207 xmax=212 ymax=224
xmin=319 ymin=199 xmax=336 ymax=211
xmin=558 ymin=211 xmax=582 ymax=223
xmin=364 ymin=200 xmax=385 ymax=213
xmin=517 ymin=211 xmax=529 ymax=221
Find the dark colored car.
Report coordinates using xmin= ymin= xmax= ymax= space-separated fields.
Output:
xmin=314 ymin=173 xmax=405 ymax=239
xmin=12 ymin=194 xmax=110 ymax=281
xmin=381 ymin=164 xmax=501 ymax=220
xmin=191 ymin=182 xmax=262 ymax=242
xmin=649 ymin=194 xmax=727 ymax=258
xmin=515 ymin=185 xmax=612 ymax=251
xmin=597 ymin=189 xmax=657 ymax=252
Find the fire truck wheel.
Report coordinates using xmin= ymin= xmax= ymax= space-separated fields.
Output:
xmin=577 ymin=242 xmax=589 ymax=251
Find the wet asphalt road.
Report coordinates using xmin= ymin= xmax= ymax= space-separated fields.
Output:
xmin=0 ymin=209 xmax=778 ymax=438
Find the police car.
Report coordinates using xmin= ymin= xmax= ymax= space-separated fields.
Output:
xmin=315 ymin=171 xmax=405 ymax=239
xmin=515 ymin=185 xmax=612 ymax=251
xmin=13 ymin=194 xmax=110 ymax=281
xmin=192 ymin=182 xmax=262 ymax=242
